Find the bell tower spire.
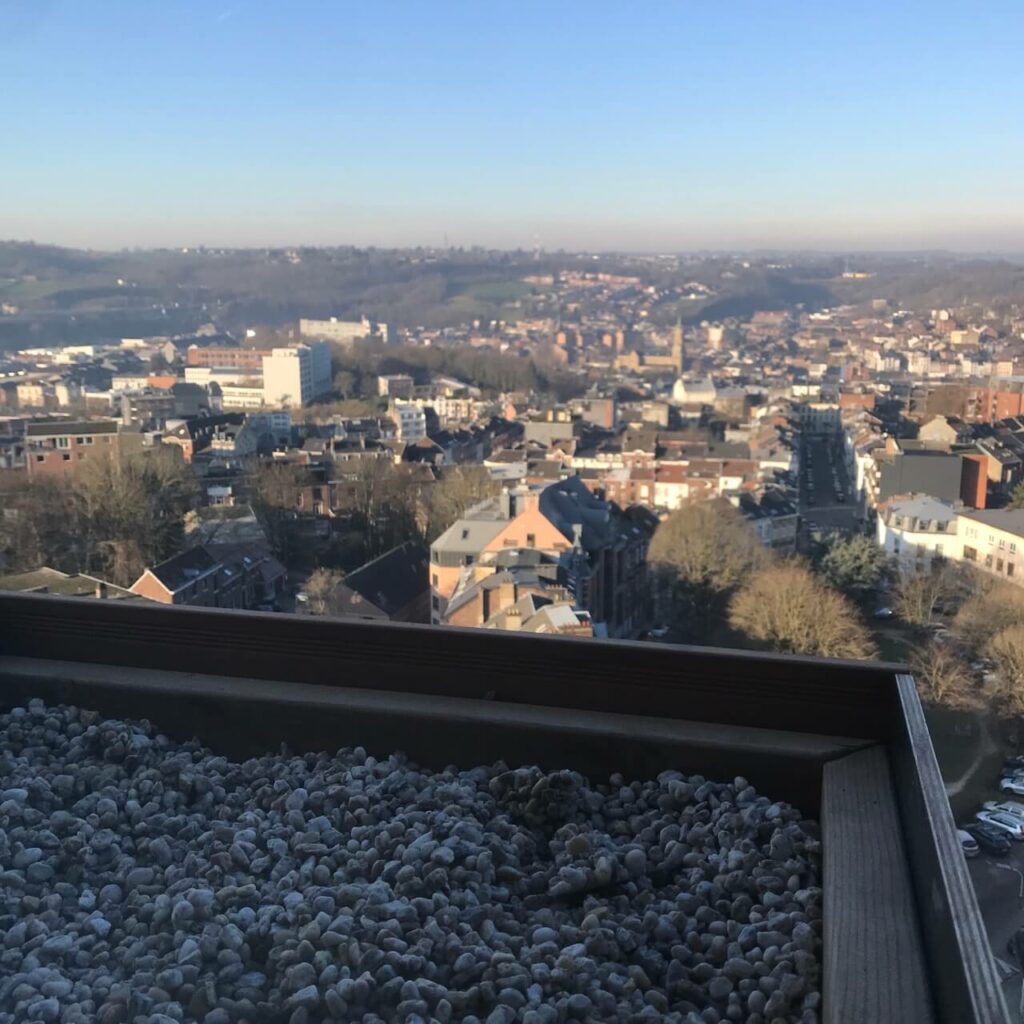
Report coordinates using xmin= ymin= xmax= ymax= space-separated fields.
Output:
xmin=672 ymin=311 xmax=684 ymax=375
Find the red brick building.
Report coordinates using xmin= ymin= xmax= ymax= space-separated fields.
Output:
xmin=25 ymin=420 xmax=124 ymax=479
xmin=186 ymin=346 xmax=264 ymax=370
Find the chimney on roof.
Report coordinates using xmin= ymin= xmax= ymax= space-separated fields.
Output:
xmin=95 ymin=581 xmax=107 ymax=600
xmin=503 ymin=607 xmax=521 ymax=631
xmin=497 ymin=578 xmax=517 ymax=612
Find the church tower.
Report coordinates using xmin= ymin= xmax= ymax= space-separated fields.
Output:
xmin=672 ymin=313 xmax=684 ymax=375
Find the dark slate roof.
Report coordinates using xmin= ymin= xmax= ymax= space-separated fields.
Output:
xmin=145 ymin=546 xmax=220 ymax=592
xmin=342 ymin=541 xmax=429 ymax=617
xmin=26 ymin=420 xmax=119 ymax=436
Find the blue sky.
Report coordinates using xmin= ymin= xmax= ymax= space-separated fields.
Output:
xmin=2 ymin=1 xmax=1023 ymax=251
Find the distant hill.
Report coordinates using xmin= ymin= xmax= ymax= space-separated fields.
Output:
xmin=1 ymin=241 xmax=1022 ymax=353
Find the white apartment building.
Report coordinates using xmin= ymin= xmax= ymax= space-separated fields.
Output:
xmin=111 ymin=375 xmax=151 ymax=393
xmin=184 ymin=366 xmax=262 ymax=388
xmin=958 ymin=508 xmax=1024 ymax=585
xmin=377 ymin=374 xmax=415 ymax=399
xmin=876 ymin=496 xmax=958 ymax=574
xmin=793 ymin=401 xmax=840 ymax=435
xmin=261 ymin=343 xmax=331 ymax=408
xmin=218 ymin=384 xmax=266 ymax=411
xmin=391 ymin=400 xmax=427 ymax=442
xmin=299 ymin=316 xmax=388 ymax=346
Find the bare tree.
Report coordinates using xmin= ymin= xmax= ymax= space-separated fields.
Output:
xmin=648 ymin=499 xmax=769 ymax=638
xmin=248 ymin=460 xmax=307 ymax=560
xmin=955 ymin=577 xmax=1024 ymax=653
xmin=729 ymin=563 xmax=877 ymax=660
xmin=303 ymin=567 xmax=345 ymax=616
xmin=892 ymin=563 xmax=968 ymax=628
xmin=425 ymin=465 xmax=500 ymax=542
xmin=985 ymin=624 xmax=1024 ymax=716
xmin=910 ymin=642 xmax=981 ymax=711
xmin=334 ymin=458 xmax=421 ymax=561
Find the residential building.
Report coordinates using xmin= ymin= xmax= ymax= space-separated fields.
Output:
xmin=793 ymin=401 xmax=841 ymax=435
xmin=958 ymin=508 xmax=1024 ymax=584
xmin=443 ymin=557 xmax=592 ymax=636
xmin=378 ymin=374 xmax=415 ymax=399
xmin=877 ymin=497 xmax=958 ymax=574
xmin=217 ymin=383 xmax=266 ymax=411
xmin=392 ymin=400 xmax=427 ymax=442
xmin=0 ymin=566 xmax=137 ymax=601
xmin=319 ymin=541 xmax=430 ymax=623
xmin=261 ymin=343 xmax=331 ymax=408
xmin=733 ymin=490 xmax=800 ymax=553
xmin=299 ymin=316 xmax=388 ymax=345
xmin=161 ymin=414 xmax=245 ymax=464
xmin=429 ymin=478 xmax=655 ymax=638
xmin=130 ymin=544 xmax=286 ymax=609
xmin=186 ymin=345 xmax=265 ymax=371
xmin=25 ymin=419 xmax=128 ymax=479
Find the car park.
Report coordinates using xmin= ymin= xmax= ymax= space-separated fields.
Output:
xmin=965 ymin=822 xmax=1013 ymax=855
xmin=957 ymin=829 xmax=980 ymax=857
xmin=999 ymin=777 xmax=1024 ymax=796
xmin=976 ymin=809 xmax=1024 ymax=839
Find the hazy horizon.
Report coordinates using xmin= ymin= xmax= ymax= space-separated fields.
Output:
xmin=4 ymin=1 xmax=1023 ymax=252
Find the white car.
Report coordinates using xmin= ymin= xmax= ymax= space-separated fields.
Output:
xmin=1000 ymin=777 xmax=1024 ymax=796
xmin=984 ymin=800 xmax=1024 ymax=821
xmin=957 ymin=829 xmax=980 ymax=858
xmin=976 ymin=810 xmax=1024 ymax=839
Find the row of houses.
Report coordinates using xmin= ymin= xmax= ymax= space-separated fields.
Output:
xmin=878 ymin=498 xmax=1024 ymax=587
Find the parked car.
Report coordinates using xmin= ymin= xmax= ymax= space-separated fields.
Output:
xmin=965 ymin=822 xmax=1013 ymax=855
xmin=873 ymin=607 xmax=895 ymax=620
xmin=1004 ymin=755 xmax=1024 ymax=771
xmin=975 ymin=810 xmax=1024 ymax=839
xmin=957 ymin=829 xmax=980 ymax=858
xmin=1008 ymin=928 xmax=1024 ymax=966
xmin=999 ymin=777 xmax=1024 ymax=796
xmin=983 ymin=800 xmax=1024 ymax=820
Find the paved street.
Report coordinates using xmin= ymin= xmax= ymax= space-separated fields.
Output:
xmin=798 ymin=435 xmax=861 ymax=537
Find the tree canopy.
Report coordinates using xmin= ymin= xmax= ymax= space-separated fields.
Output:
xmin=647 ymin=500 xmax=768 ymax=638
xmin=817 ymin=533 xmax=891 ymax=598
xmin=910 ymin=642 xmax=980 ymax=711
xmin=729 ymin=562 xmax=877 ymax=660
xmin=0 ymin=449 xmax=196 ymax=587
xmin=985 ymin=624 xmax=1024 ymax=716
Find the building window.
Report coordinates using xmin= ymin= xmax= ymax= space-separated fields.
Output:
xmin=62 ymin=453 xmax=71 ymax=462
xmin=1013 ymin=544 xmax=1018 ymax=555
xmin=35 ymin=455 xmax=44 ymax=463
xmin=526 ymin=533 xmax=536 ymax=547
xmin=1010 ymin=563 xmax=1016 ymax=578
xmin=56 ymin=437 xmax=69 ymax=449
xmin=935 ymin=544 xmax=943 ymax=556
xmin=432 ymin=573 xmax=438 ymax=587
xmin=998 ymin=559 xmax=1005 ymax=573
xmin=986 ymin=555 xmax=994 ymax=569
xmin=964 ymin=546 xmax=977 ymax=562
xmin=1000 ymin=539 xmax=1006 ymax=550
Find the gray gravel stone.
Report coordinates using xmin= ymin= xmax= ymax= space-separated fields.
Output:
xmin=0 ymin=699 xmax=821 ymax=1023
